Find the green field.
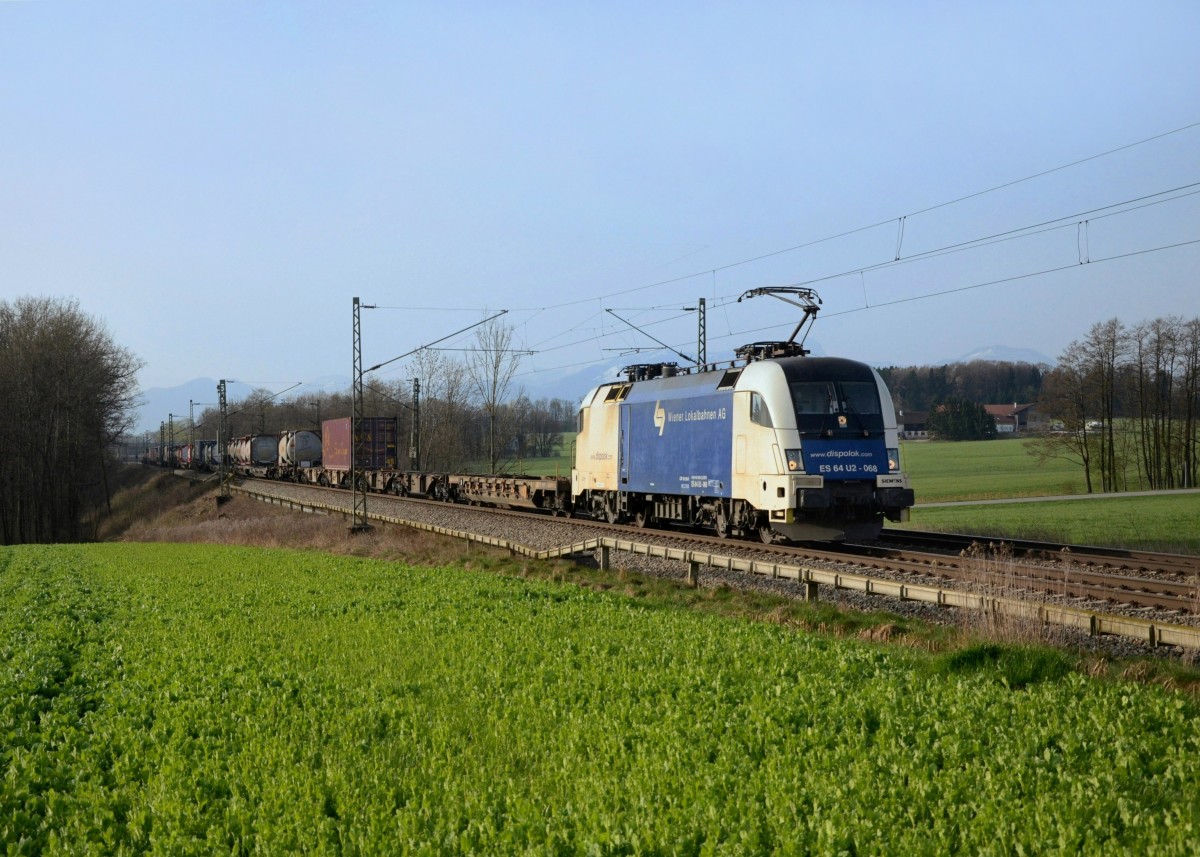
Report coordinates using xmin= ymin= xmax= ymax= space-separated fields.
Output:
xmin=4 ymin=542 xmax=1199 ymax=853
xmin=906 ymin=494 xmax=1200 ymax=554
xmin=900 ymin=437 xmax=1087 ymax=502
xmin=897 ymin=438 xmax=1200 ymax=552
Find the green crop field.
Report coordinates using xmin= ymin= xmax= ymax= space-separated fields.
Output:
xmin=4 ymin=542 xmax=1199 ymax=853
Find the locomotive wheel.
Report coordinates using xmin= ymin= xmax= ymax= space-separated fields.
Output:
xmin=605 ymin=501 xmax=618 ymax=524
xmin=758 ymin=524 xmax=776 ymax=544
xmin=633 ymin=508 xmax=649 ymax=528
xmin=713 ymin=504 xmax=730 ymax=539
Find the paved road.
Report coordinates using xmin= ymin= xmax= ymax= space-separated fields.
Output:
xmin=915 ymin=487 xmax=1200 ymax=509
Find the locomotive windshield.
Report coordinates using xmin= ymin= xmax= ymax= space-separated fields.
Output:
xmin=789 ymin=380 xmax=884 ymax=435
xmin=777 ymin=357 xmax=886 ymax=436
xmin=790 ymin=381 xmax=881 ymax=415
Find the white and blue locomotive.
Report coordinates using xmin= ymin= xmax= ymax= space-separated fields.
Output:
xmin=572 ymin=343 xmax=914 ymax=542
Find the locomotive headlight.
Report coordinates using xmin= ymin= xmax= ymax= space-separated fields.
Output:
xmin=785 ymin=449 xmax=802 ymax=472
xmin=887 ymin=447 xmax=900 ymax=473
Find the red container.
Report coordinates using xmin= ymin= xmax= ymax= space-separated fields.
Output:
xmin=321 ymin=417 xmax=399 ymax=472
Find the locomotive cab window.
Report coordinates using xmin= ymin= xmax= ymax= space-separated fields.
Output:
xmin=750 ymin=392 xmax=773 ymax=427
xmin=841 ymin=382 xmax=882 ymax=415
xmin=790 ymin=378 xmax=885 ymax=434
xmin=791 ymin=382 xmax=838 ymax=415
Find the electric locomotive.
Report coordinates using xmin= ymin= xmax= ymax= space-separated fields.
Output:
xmin=572 ymin=292 xmax=914 ymax=541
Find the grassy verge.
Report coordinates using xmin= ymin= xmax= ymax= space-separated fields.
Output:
xmin=3 ymin=541 xmax=1200 ymax=852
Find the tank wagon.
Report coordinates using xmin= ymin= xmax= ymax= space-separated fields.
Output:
xmin=573 ymin=347 xmax=913 ymax=541
xmin=228 ymin=434 xmax=281 ymax=477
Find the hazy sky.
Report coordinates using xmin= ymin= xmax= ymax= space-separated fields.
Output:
xmin=3 ymin=2 xmax=1198 ymax=402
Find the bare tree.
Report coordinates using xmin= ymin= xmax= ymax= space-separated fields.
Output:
xmin=1180 ymin=318 xmax=1200 ymax=488
xmin=410 ymin=347 xmax=470 ymax=470
xmin=0 ymin=296 xmax=141 ymax=543
xmin=465 ymin=317 xmax=523 ymax=473
xmin=1029 ymin=340 xmax=1098 ymax=493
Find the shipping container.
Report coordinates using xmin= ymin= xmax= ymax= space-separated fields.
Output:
xmin=321 ymin=417 xmax=399 ymax=472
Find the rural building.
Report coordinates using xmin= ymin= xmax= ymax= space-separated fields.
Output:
xmin=897 ymin=410 xmax=929 ymax=439
xmin=984 ymin=403 xmax=1038 ymax=434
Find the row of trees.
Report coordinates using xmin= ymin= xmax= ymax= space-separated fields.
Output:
xmin=1033 ymin=316 xmax=1200 ymax=493
xmin=176 ymin=320 xmax=576 ymax=475
xmin=0 ymin=297 xmax=141 ymax=544
xmin=878 ymin=360 xmax=1046 ymax=412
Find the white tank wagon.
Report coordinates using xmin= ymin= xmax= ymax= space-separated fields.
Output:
xmin=278 ymin=430 xmax=322 ymax=467
xmin=228 ymin=434 xmax=280 ymax=476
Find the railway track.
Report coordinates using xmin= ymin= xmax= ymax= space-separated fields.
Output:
xmin=876 ymin=528 xmax=1200 ymax=577
xmin=229 ymin=476 xmax=1200 ymax=619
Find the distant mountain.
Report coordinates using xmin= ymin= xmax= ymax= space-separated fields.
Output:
xmin=131 ymin=378 xmax=250 ymax=436
xmin=953 ymin=345 xmax=1055 ymax=366
xmin=131 ymin=376 xmax=352 ymax=436
xmin=518 ymin=360 xmax=634 ymax=404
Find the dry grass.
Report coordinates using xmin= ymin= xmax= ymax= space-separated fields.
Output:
xmin=110 ymin=467 xmax=482 ymax=567
xmin=955 ymin=540 xmax=1075 ymax=649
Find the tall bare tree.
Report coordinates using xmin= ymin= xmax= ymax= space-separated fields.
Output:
xmin=1029 ymin=340 xmax=1099 ymax=493
xmin=465 ymin=317 xmax=523 ymax=473
xmin=0 ymin=296 xmax=141 ymax=543
xmin=409 ymin=347 xmax=470 ymax=470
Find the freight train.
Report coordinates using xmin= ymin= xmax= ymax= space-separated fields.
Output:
xmin=148 ymin=342 xmax=914 ymax=542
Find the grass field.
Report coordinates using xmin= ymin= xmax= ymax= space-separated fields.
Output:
xmin=900 ymin=437 xmax=1088 ymax=502
xmin=4 ymin=541 xmax=1200 ymax=853
xmin=897 ymin=438 xmax=1200 ymax=552
xmin=904 ymin=493 xmax=1200 ymax=554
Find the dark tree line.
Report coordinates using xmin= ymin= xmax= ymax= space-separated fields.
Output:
xmin=1032 ymin=316 xmax=1200 ymax=492
xmin=925 ymin=398 xmax=998 ymax=441
xmin=0 ymin=297 xmax=141 ymax=544
xmin=878 ymin=361 xmax=1046 ymax=412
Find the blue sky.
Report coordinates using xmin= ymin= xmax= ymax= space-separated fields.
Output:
xmin=3 ymin=2 xmax=1198 ymax=403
